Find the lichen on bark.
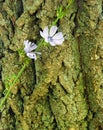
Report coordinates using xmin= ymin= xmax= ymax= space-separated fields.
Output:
xmin=76 ymin=0 xmax=103 ymax=129
xmin=0 ymin=0 xmax=103 ymax=130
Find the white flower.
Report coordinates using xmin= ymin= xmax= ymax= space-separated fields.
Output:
xmin=24 ymin=40 xmax=40 ymax=60
xmin=40 ymin=26 xmax=64 ymax=46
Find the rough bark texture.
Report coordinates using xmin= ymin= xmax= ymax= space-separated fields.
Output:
xmin=0 ymin=0 xmax=103 ymax=130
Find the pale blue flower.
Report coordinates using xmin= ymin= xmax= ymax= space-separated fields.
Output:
xmin=40 ymin=26 xmax=64 ymax=46
xmin=24 ymin=40 xmax=40 ymax=60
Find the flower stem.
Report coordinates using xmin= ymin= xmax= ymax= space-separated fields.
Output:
xmin=0 ymin=63 xmax=27 ymax=110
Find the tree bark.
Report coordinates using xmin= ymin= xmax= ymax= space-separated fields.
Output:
xmin=0 ymin=0 xmax=103 ymax=130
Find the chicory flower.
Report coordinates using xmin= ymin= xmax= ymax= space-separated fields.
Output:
xmin=40 ymin=26 xmax=64 ymax=46
xmin=24 ymin=40 xmax=40 ymax=60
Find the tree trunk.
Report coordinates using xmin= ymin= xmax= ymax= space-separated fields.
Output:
xmin=0 ymin=0 xmax=103 ymax=130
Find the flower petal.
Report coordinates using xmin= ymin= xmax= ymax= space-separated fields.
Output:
xmin=24 ymin=43 xmax=30 ymax=53
xmin=50 ymin=26 xmax=58 ymax=37
xmin=29 ymin=42 xmax=37 ymax=52
xmin=40 ymin=26 xmax=49 ymax=39
xmin=52 ymin=32 xmax=64 ymax=40
xmin=24 ymin=40 xmax=37 ymax=53
xmin=49 ymin=41 xmax=56 ymax=46
xmin=24 ymin=47 xmax=29 ymax=53
xmin=27 ymin=52 xmax=37 ymax=60
xmin=43 ymin=26 xmax=49 ymax=37
xmin=24 ymin=40 xmax=29 ymax=46
xmin=52 ymin=38 xmax=64 ymax=45
xmin=40 ymin=31 xmax=45 ymax=38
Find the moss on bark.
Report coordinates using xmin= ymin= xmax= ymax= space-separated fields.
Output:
xmin=76 ymin=0 xmax=103 ymax=129
xmin=0 ymin=0 xmax=103 ymax=130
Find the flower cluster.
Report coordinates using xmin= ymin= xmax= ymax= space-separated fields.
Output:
xmin=24 ymin=26 xmax=64 ymax=60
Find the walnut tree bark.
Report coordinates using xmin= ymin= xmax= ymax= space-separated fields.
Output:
xmin=0 ymin=0 xmax=103 ymax=130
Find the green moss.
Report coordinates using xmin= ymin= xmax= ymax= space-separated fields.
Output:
xmin=23 ymin=0 xmax=43 ymax=14
xmin=1 ymin=0 xmax=103 ymax=129
xmin=76 ymin=0 xmax=103 ymax=129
